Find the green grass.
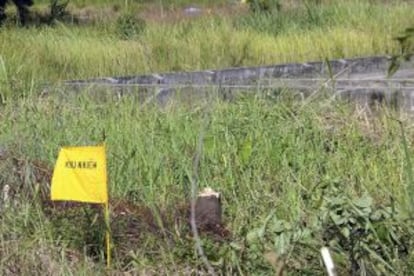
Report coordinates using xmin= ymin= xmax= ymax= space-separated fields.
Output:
xmin=1 ymin=90 xmax=414 ymax=274
xmin=0 ymin=0 xmax=412 ymax=95
xmin=1 ymin=0 xmax=414 ymax=274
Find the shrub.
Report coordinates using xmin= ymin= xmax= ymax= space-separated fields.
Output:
xmin=115 ymin=13 xmax=146 ymax=40
xmin=245 ymin=0 xmax=282 ymax=13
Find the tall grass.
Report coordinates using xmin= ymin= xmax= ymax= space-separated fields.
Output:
xmin=0 ymin=91 xmax=405 ymax=201
xmin=1 ymin=89 xmax=414 ymax=273
xmin=0 ymin=0 xmax=412 ymax=89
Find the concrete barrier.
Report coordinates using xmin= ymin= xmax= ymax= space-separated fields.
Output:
xmin=64 ymin=55 xmax=414 ymax=111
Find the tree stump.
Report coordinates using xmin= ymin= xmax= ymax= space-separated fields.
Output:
xmin=194 ymin=187 xmax=221 ymax=231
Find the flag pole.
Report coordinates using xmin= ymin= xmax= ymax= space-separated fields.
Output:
xmin=105 ymin=200 xmax=111 ymax=268
xmin=102 ymin=142 xmax=111 ymax=269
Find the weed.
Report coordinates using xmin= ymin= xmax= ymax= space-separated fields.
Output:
xmin=388 ymin=26 xmax=414 ymax=76
xmin=115 ymin=12 xmax=146 ymax=40
xmin=246 ymin=0 xmax=282 ymax=13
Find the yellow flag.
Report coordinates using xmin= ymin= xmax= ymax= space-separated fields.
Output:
xmin=51 ymin=145 xmax=108 ymax=204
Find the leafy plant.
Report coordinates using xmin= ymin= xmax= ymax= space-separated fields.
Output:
xmin=115 ymin=13 xmax=146 ymax=40
xmin=388 ymin=27 xmax=414 ymax=76
xmin=245 ymin=0 xmax=282 ymax=13
xmin=320 ymin=186 xmax=412 ymax=275
xmin=245 ymin=210 xmax=321 ymax=274
xmin=244 ymin=181 xmax=414 ymax=274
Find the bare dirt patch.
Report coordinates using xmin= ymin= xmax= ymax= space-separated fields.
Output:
xmin=0 ymin=149 xmax=231 ymax=266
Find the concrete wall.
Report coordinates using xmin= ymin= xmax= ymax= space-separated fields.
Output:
xmin=64 ymin=56 xmax=414 ymax=111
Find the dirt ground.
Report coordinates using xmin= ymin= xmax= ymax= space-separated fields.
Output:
xmin=0 ymin=150 xmax=231 ymax=265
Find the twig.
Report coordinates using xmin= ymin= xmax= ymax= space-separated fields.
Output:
xmin=189 ymin=106 xmax=216 ymax=275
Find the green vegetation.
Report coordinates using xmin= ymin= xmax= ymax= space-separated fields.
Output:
xmin=2 ymin=91 xmax=414 ymax=274
xmin=1 ymin=0 xmax=414 ymax=274
xmin=0 ymin=0 xmax=412 ymax=93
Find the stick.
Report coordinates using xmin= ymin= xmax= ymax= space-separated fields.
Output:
xmin=321 ymin=247 xmax=336 ymax=276
xmin=189 ymin=108 xmax=216 ymax=275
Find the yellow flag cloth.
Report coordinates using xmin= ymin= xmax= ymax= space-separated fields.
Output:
xmin=51 ymin=145 xmax=108 ymax=204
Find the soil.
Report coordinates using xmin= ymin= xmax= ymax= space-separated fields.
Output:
xmin=0 ymin=149 xmax=231 ymax=264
